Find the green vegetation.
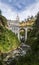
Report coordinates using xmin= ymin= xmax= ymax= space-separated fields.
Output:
xmin=3 ymin=12 xmax=39 ymax=65
xmin=0 ymin=15 xmax=7 ymax=27
xmin=20 ymin=29 xmax=25 ymax=36
xmin=25 ymin=12 xmax=39 ymax=65
xmin=0 ymin=10 xmax=39 ymax=65
xmin=0 ymin=26 xmax=20 ymax=52
xmin=0 ymin=15 xmax=20 ymax=53
xmin=9 ymin=12 xmax=39 ymax=65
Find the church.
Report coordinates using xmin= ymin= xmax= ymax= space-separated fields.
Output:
xmin=7 ymin=15 xmax=35 ymax=41
xmin=7 ymin=15 xmax=20 ymax=35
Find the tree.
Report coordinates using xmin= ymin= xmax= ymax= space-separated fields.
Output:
xmin=27 ymin=16 xmax=31 ymax=21
xmin=0 ymin=10 xmax=7 ymax=27
xmin=0 ymin=10 xmax=2 ymax=15
xmin=30 ymin=16 xmax=33 ymax=19
xmin=35 ymin=11 xmax=39 ymax=28
xmin=0 ymin=15 xmax=7 ymax=27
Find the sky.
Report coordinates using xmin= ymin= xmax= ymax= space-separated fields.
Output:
xmin=0 ymin=0 xmax=39 ymax=21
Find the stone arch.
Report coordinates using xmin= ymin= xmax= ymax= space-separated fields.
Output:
xmin=19 ymin=28 xmax=25 ymax=42
xmin=17 ymin=27 xmax=27 ymax=42
xmin=20 ymin=28 xmax=25 ymax=35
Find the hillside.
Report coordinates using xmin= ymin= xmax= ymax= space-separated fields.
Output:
xmin=0 ymin=25 xmax=20 ymax=53
xmin=0 ymin=15 xmax=20 ymax=53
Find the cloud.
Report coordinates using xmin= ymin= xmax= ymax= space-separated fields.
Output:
xmin=0 ymin=2 xmax=17 ymax=20
xmin=0 ymin=0 xmax=39 ymax=21
xmin=19 ymin=0 xmax=39 ymax=21
xmin=1 ymin=0 xmax=35 ymax=11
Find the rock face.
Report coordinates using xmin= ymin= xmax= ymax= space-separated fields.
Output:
xmin=3 ymin=43 xmax=31 ymax=65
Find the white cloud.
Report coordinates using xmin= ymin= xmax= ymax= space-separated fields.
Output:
xmin=0 ymin=2 xmax=17 ymax=20
xmin=19 ymin=0 xmax=39 ymax=21
xmin=0 ymin=0 xmax=39 ymax=21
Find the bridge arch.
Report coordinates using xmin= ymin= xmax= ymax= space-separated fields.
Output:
xmin=18 ymin=27 xmax=27 ymax=42
xmin=19 ymin=28 xmax=25 ymax=42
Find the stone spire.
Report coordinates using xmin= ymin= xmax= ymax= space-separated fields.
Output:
xmin=16 ymin=14 xmax=19 ymax=22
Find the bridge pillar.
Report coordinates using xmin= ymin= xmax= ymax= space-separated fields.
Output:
xmin=18 ymin=28 xmax=20 ymax=41
xmin=25 ymin=28 xmax=27 ymax=41
xmin=18 ymin=32 xmax=20 ymax=40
